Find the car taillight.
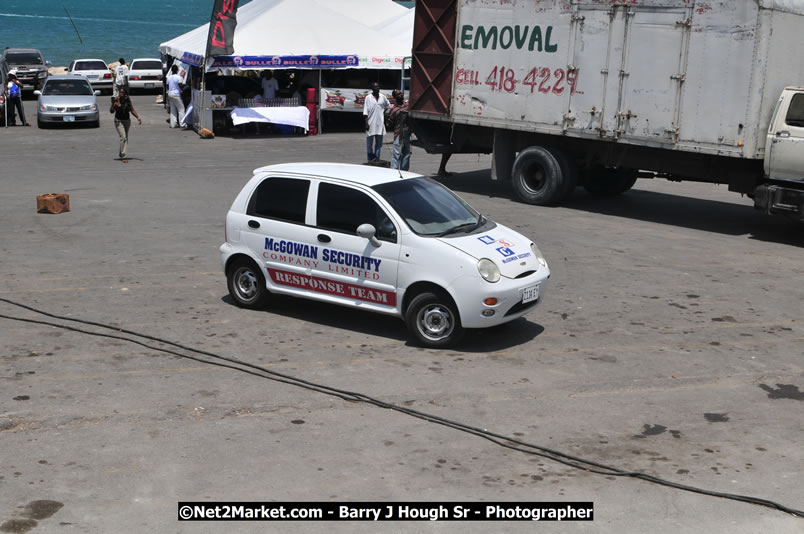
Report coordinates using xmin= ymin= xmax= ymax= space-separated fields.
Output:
xmin=130 ymin=76 xmax=140 ymax=81
xmin=103 ymin=73 xmax=112 ymax=79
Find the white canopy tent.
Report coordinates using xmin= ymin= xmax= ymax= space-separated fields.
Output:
xmin=158 ymin=0 xmax=412 ymax=71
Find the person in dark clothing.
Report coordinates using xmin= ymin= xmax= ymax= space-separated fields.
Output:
xmin=387 ymin=89 xmax=411 ymax=170
xmin=110 ymin=87 xmax=141 ymax=162
xmin=5 ymin=74 xmax=28 ymax=126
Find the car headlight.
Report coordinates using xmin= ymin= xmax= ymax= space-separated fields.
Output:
xmin=38 ymin=71 xmax=47 ymax=78
xmin=530 ymin=243 xmax=548 ymax=268
xmin=80 ymin=104 xmax=96 ymax=111
xmin=477 ymin=258 xmax=501 ymax=283
xmin=41 ymin=105 xmax=58 ymax=111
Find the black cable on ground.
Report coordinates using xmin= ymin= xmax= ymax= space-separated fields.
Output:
xmin=0 ymin=296 xmax=801 ymax=518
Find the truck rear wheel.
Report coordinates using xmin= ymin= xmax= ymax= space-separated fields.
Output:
xmin=512 ymin=146 xmax=565 ymax=205
xmin=582 ymin=167 xmax=638 ymax=196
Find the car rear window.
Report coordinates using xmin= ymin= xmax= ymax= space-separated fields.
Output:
xmin=6 ymin=52 xmax=44 ymax=65
xmin=75 ymin=61 xmax=108 ymax=71
xmin=248 ymin=177 xmax=309 ymax=223
xmin=131 ymin=60 xmax=162 ymax=70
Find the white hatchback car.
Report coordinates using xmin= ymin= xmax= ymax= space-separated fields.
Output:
xmin=220 ymin=163 xmax=550 ymax=348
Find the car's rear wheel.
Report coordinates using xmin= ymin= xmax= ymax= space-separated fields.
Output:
xmin=227 ymin=259 xmax=269 ymax=309
xmin=405 ymin=291 xmax=464 ymax=348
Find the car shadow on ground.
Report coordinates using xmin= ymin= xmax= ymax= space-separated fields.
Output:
xmin=434 ymin=170 xmax=804 ymax=247
xmin=221 ymin=294 xmax=545 ymax=353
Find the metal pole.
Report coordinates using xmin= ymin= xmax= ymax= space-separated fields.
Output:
xmin=317 ymin=69 xmax=322 ymax=134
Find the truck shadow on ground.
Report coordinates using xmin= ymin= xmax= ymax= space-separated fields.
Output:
xmin=221 ymin=294 xmax=544 ymax=352
xmin=434 ymin=170 xmax=804 ymax=247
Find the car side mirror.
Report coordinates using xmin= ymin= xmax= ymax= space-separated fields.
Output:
xmin=33 ymin=90 xmax=41 ymax=96
xmin=94 ymin=90 xmax=101 ymax=96
xmin=357 ymin=223 xmax=382 ymax=247
xmin=46 ymin=61 xmax=51 ymax=66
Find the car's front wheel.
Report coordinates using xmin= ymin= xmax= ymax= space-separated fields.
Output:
xmin=405 ymin=291 xmax=464 ymax=348
xmin=227 ymin=259 xmax=269 ymax=309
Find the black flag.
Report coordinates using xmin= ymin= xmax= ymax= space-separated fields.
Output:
xmin=206 ymin=0 xmax=240 ymax=57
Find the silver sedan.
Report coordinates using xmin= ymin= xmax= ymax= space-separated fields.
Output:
xmin=35 ymin=75 xmax=100 ymax=128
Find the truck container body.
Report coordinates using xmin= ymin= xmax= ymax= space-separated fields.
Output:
xmin=410 ymin=0 xmax=804 ymax=217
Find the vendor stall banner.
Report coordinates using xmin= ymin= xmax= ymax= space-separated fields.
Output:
xmin=321 ymin=87 xmax=392 ymax=113
xmin=211 ymin=55 xmax=359 ymax=69
xmin=206 ymin=0 xmax=241 ymax=57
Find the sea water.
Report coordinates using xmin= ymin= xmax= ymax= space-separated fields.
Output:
xmin=0 ymin=0 xmax=224 ymax=67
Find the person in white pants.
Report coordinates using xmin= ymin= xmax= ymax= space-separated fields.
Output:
xmin=166 ymin=65 xmax=186 ymax=128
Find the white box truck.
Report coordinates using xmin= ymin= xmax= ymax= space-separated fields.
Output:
xmin=409 ymin=0 xmax=804 ymax=219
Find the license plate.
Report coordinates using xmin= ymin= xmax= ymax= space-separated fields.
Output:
xmin=64 ymin=115 xmax=75 ymax=122
xmin=145 ymin=83 xmax=154 ymax=88
xmin=522 ymin=284 xmax=540 ymax=303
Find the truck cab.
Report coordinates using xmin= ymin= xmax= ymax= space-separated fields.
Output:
xmin=757 ymin=88 xmax=804 ymax=218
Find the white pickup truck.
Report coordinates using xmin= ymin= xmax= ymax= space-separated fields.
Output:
xmin=408 ymin=0 xmax=804 ymax=219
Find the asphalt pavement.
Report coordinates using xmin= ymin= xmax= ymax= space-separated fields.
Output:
xmin=1 ymin=94 xmax=802 ymax=533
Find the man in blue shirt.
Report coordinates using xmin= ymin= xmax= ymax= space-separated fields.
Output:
xmin=5 ymin=74 xmax=29 ymax=126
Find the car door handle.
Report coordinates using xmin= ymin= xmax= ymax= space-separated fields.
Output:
xmin=317 ymin=233 xmax=331 ymax=243
xmin=776 ymin=130 xmax=791 ymax=138
xmin=248 ymin=220 xmax=260 ymax=229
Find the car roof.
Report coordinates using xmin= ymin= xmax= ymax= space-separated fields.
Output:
xmin=253 ymin=163 xmax=422 ymax=187
xmin=72 ymin=59 xmax=107 ymax=64
xmin=3 ymin=48 xmax=43 ymax=54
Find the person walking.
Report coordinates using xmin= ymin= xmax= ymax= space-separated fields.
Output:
xmin=387 ymin=89 xmax=411 ymax=170
xmin=363 ymin=83 xmax=390 ymax=162
xmin=110 ymin=87 xmax=141 ymax=163
xmin=5 ymin=74 xmax=29 ymax=126
xmin=166 ymin=65 xmax=186 ymax=128
xmin=113 ymin=58 xmax=129 ymax=97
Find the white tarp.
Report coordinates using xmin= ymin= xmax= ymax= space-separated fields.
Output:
xmin=230 ymin=106 xmax=310 ymax=130
xmin=159 ymin=0 xmax=413 ymax=71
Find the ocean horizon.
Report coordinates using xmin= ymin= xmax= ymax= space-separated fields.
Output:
xmin=1 ymin=0 xmax=226 ymax=67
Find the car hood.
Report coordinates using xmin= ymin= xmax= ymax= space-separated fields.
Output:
xmin=436 ymin=223 xmax=544 ymax=278
xmin=39 ymin=95 xmax=97 ymax=107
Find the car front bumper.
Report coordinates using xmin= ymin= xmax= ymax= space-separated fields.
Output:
xmin=448 ymin=266 xmax=550 ymax=329
xmin=38 ymin=110 xmax=99 ymax=124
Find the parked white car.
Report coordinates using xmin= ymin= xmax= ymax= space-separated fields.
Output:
xmin=67 ymin=59 xmax=113 ymax=94
xmin=126 ymin=58 xmax=163 ymax=91
xmin=220 ymin=163 xmax=550 ymax=348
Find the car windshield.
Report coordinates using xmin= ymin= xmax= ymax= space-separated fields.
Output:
xmin=43 ymin=79 xmax=93 ymax=96
xmin=75 ymin=61 xmax=108 ymax=71
xmin=6 ymin=52 xmax=43 ymax=65
xmin=131 ymin=60 xmax=162 ymax=70
xmin=373 ymin=177 xmax=482 ymax=236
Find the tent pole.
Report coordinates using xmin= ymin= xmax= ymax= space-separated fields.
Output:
xmin=317 ymin=69 xmax=322 ymax=134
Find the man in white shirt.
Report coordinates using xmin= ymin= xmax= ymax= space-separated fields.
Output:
xmin=113 ymin=58 xmax=129 ymax=97
xmin=261 ymin=70 xmax=278 ymax=100
xmin=166 ymin=64 xmax=186 ymax=128
xmin=363 ymin=83 xmax=390 ymax=162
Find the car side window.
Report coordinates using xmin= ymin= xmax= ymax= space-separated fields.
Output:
xmin=785 ymin=94 xmax=804 ymax=127
xmin=247 ymin=177 xmax=310 ymax=224
xmin=316 ymin=183 xmax=397 ymax=242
